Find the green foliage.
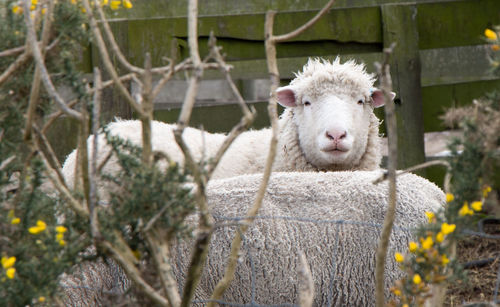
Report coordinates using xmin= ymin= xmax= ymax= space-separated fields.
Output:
xmin=0 ymin=158 xmax=90 ymax=306
xmin=100 ymin=129 xmax=196 ymax=250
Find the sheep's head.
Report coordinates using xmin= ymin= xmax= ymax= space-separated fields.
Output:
xmin=276 ymin=58 xmax=395 ymax=169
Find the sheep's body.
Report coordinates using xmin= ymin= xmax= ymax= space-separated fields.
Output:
xmin=62 ymin=58 xmax=391 ymax=184
xmin=59 ymin=171 xmax=444 ymax=306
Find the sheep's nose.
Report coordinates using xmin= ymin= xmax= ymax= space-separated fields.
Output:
xmin=325 ymin=129 xmax=347 ymax=141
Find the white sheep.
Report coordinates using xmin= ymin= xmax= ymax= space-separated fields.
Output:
xmin=59 ymin=171 xmax=445 ymax=306
xmin=62 ymin=58 xmax=395 ymax=185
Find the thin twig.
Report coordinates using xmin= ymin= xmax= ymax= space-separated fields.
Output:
xmin=0 ymin=51 xmax=30 ymax=86
xmin=90 ymin=67 xmax=102 ymax=240
xmin=32 ymin=124 xmax=65 ymax=184
xmin=207 ymin=8 xmax=283 ymax=304
xmin=99 ymin=232 xmax=168 ymax=306
xmin=177 ymin=2 xmax=215 ymax=305
xmin=374 ymin=43 xmax=397 ymax=307
xmin=373 ymin=160 xmax=452 ymax=192
xmin=145 ymin=230 xmax=181 ymax=307
xmin=298 ymin=252 xmax=315 ymax=307
xmin=0 ymin=156 xmax=16 ymax=172
xmin=141 ymin=53 xmax=153 ymax=166
xmin=272 ymin=0 xmax=336 ymax=43
xmin=24 ymin=0 xmax=56 ymax=141
xmin=81 ymin=0 xmax=145 ymax=118
xmin=22 ymin=0 xmax=82 ymax=120
xmin=38 ymin=149 xmax=89 ymax=217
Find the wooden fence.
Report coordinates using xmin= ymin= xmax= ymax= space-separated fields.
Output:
xmin=48 ymin=0 xmax=500 ymax=182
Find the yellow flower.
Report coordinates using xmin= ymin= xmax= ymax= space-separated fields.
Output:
xmin=394 ymin=252 xmax=404 ymax=263
xmin=402 ymin=304 xmax=409 ymax=307
xmin=28 ymin=220 xmax=47 ymax=234
xmin=41 ymin=7 xmax=46 ymax=14
xmin=110 ymin=0 xmax=120 ymax=9
xmin=56 ymin=233 xmax=64 ymax=241
xmin=436 ymin=231 xmax=444 ymax=243
xmin=393 ymin=289 xmax=401 ymax=296
xmin=31 ymin=0 xmax=38 ymax=5
xmin=441 ymin=223 xmax=456 ymax=235
xmin=421 ymin=236 xmax=433 ymax=250
xmin=445 ymin=193 xmax=454 ymax=203
xmin=58 ymin=240 xmax=67 ymax=246
xmin=409 ymin=241 xmax=418 ymax=253
xmin=38 ymin=296 xmax=46 ymax=302
xmin=12 ymin=5 xmax=22 ymax=14
xmin=6 ymin=267 xmax=16 ymax=279
xmin=101 ymin=0 xmax=108 ymax=6
xmin=1 ymin=256 xmax=16 ymax=269
xmin=442 ymin=254 xmax=450 ymax=265
xmin=11 ymin=217 xmax=20 ymax=225
xmin=485 ymin=29 xmax=498 ymax=40
xmin=413 ymin=274 xmax=422 ymax=285
xmin=30 ymin=5 xmax=36 ymax=11
xmin=425 ymin=211 xmax=435 ymax=223
xmin=56 ymin=226 xmax=67 ymax=233
xmin=483 ymin=186 xmax=492 ymax=197
xmin=471 ymin=201 xmax=482 ymax=211
xmin=71 ymin=0 xmax=77 ymax=4
xmin=459 ymin=203 xmax=473 ymax=216
xmin=492 ymin=45 xmax=500 ymax=51
xmin=123 ymin=0 xmax=132 ymax=9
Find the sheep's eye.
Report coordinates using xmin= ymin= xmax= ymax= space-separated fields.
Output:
xmin=357 ymin=99 xmax=364 ymax=105
xmin=304 ymin=101 xmax=311 ymax=106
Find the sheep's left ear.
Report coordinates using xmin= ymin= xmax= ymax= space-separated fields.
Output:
xmin=275 ymin=86 xmax=297 ymax=107
xmin=370 ymin=88 xmax=396 ymax=108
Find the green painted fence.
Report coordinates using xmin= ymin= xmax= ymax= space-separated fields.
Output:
xmin=50 ymin=0 xmax=500 ymax=183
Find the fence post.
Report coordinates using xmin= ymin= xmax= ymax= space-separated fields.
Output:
xmin=381 ymin=3 xmax=426 ymax=172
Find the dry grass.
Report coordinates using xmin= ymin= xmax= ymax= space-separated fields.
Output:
xmin=445 ymin=222 xmax=500 ymax=306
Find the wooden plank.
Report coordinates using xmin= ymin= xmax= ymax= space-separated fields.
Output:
xmin=417 ymin=0 xmax=500 ymax=49
xmin=420 ymin=45 xmax=499 ymax=86
xmin=108 ymin=0 xmax=461 ymax=19
xmin=382 ymin=3 xmax=426 ymax=170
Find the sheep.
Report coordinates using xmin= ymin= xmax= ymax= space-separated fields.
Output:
xmin=61 ymin=58 xmax=395 ymax=185
xmin=59 ymin=171 xmax=445 ymax=306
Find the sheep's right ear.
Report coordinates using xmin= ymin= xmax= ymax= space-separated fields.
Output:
xmin=275 ymin=86 xmax=297 ymax=107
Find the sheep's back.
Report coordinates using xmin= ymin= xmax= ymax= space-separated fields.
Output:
xmin=175 ymin=171 xmax=444 ymax=306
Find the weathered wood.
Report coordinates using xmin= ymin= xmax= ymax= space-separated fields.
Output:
xmin=417 ymin=0 xmax=500 ymax=50
xmin=420 ymin=45 xmax=496 ymax=86
xmin=382 ymin=3 xmax=426 ymax=170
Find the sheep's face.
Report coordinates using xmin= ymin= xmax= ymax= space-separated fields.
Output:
xmin=276 ymin=85 xmax=393 ymax=169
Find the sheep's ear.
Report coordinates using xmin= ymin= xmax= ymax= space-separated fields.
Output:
xmin=276 ymin=86 xmax=297 ymax=107
xmin=370 ymin=88 xmax=396 ymax=108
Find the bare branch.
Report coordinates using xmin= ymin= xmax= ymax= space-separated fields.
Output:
xmin=373 ymin=160 xmax=452 ymax=193
xmin=94 ymin=4 xmax=144 ymax=74
xmin=24 ymin=0 xmax=56 ymax=141
xmin=90 ymin=67 xmax=102 ymax=240
xmin=0 ymin=37 xmax=59 ymax=58
xmin=38 ymin=150 xmax=89 ymax=218
xmin=208 ymin=9 xmax=282 ymax=304
xmin=32 ymin=124 xmax=65 ymax=184
xmin=0 ymin=156 xmax=16 ymax=172
xmin=22 ymin=0 xmax=82 ymax=120
xmin=0 ymin=51 xmax=30 ymax=86
xmin=141 ymin=53 xmax=153 ymax=166
xmin=298 ymin=252 xmax=315 ymax=307
xmin=99 ymin=232 xmax=168 ymax=306
xmin=374 ymin=42 xmax=397 ymax=307
xmin=81 ymin=0 xmax=145 ymax=117
xmin=145 ymin=230 xmax=181 ymax=307
xmin=273 ymin=0 xmax=336 ymax=43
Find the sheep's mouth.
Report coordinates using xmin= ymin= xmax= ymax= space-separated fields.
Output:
xmin=321 ymin=147 xmax=348 ymax=154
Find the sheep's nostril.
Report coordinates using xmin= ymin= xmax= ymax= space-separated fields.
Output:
xmin=326 ymin=130 xmax=347 ymax=141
